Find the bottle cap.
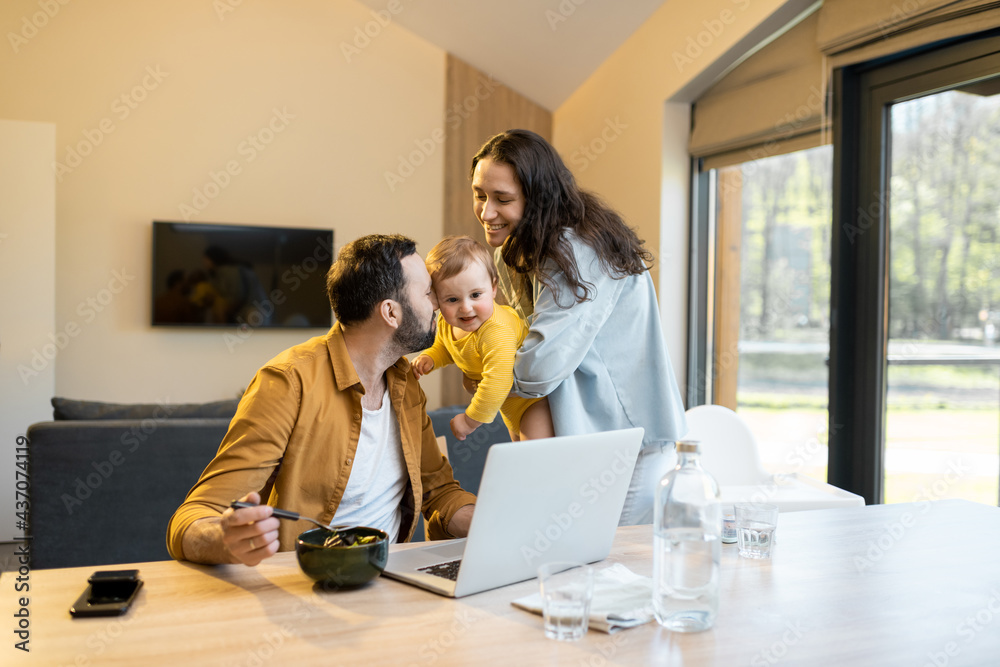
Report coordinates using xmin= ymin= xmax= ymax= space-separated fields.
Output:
xmin=676 ymin=440 xmax=700 ymax=453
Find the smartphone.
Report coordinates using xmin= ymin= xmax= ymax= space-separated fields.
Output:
xmin=69 ymin=569 xmax=143 ymax=618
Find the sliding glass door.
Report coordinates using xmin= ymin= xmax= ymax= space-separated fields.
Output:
xmin=884 ymin=84 xmax=1000 ymax=505
xmin=831 ymin=32 xmax=1000 ymax=505
xmin=704 ymin=148 xmax=833 ymax=481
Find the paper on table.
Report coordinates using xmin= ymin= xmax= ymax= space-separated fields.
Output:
xmin=511 ymin=563 xmax=654 ymax=634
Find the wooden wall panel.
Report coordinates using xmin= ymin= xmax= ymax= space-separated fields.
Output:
xmin=443 ymin=55 xmax=553 ymax=238
xmin=713 ymin=168 xmax=742 ymax=410
xmin=439 ymin=54 xmax=553 ymax=408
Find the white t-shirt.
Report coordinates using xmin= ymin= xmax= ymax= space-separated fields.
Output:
xmin=331 ymin=387 xmax=407 ymax=542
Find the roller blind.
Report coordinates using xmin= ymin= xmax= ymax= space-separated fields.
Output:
xmin=690 ymin=0 xmax=1000 ymax=170
xmin=818 ymin=0 xmax=1000 ymax=66
xmin=690 ymin=10 xmax=829 ymax=169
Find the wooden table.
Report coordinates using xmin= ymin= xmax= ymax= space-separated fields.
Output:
xmin=4 ymin=499 xmax=999 ymax=666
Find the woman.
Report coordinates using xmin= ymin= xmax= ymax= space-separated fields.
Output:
xmin=470 ymin=129 xmax=687 ymax=525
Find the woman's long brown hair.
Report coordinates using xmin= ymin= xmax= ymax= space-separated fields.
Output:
xmin=471 ymin=129 xmax=653 ymax=304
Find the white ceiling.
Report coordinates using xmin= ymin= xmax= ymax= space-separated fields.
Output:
xmin=354 ymin=0 xmax=670 ymax=111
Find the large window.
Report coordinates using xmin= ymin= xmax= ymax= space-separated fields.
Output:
xmin=883 ymin=86 xmax=1000 ymax=505
xmin=692 ymin=31 xmax=1000 ymax=507
xmin=831 ymin=31 xmax=1000 ymax=504
xmin=709 ymin=146 xmax=833 ymax=481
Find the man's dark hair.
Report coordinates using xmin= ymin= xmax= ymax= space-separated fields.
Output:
xmin=326 ymin=234 xmax=418 ymax=326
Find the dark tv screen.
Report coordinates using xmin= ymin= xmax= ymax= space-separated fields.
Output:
xmin=152 ymin=221 xmax=333 ymax=328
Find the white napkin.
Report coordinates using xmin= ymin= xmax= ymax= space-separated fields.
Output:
xmin=511 ymin=563 xmax=655 ymax=634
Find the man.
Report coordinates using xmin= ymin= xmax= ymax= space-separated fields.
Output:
xmin=167 ymin=234 xmax=476 ymax=565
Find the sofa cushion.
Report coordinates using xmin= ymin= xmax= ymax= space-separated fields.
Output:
xmin=52 ymin=397 xmax=239 ymax=421
xmin=429 ymin=405 xmax=509 ymax=497
xmin=27 ymin=419 xmax=230 ymax=569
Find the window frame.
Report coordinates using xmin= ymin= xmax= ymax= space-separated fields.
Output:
xmin=687 ymin=164 xmax=713 ymax=409
xmin=687 ymin=29 xmax=1000 ymax=505
xmin=829 ymin=31 xmax=1000 ymax=504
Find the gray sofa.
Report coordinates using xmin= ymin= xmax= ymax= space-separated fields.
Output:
xmin=27 ymin=399 xmax=508 ymax=569
xmin=427 ymin=404 xmax=509 ymax=497
xmin=27 ymin=398 xmax=238 ymax=569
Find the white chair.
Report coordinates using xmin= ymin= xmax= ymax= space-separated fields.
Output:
xmin=682 ymin=404 xmax=770 ymax=485
xmin=682 ymin=404 xmax=865 ymax=512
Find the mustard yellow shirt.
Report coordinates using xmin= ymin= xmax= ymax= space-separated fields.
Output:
xmin=166 ymin=324 xmax=476 ymax=560
xmin=421 ymin=304 xmax=539 ymax=431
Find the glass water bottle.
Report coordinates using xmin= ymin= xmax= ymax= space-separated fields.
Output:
xmin=653 ymin=440 xmax=722 ymax=632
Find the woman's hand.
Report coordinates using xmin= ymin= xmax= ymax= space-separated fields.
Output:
xmin=462 ymin=374 xmax=479 ymax=395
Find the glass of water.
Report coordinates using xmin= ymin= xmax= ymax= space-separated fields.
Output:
xmin=735 ymin=503 xmax=779 ymax=559
xmin=537 ymin=562 xmax=593 ymax=641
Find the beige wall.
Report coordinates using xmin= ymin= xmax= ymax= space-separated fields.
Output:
xmin=553 ymin=0 xmax=790 ymax=399
xmin=0 ymin=119 xmax=56 ymax=541
xmin=0 ymin=0 xmax=446 ymax=407
xmin=0 ymin=0 xmax=796 ymax=421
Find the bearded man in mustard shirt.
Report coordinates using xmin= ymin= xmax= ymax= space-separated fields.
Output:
xmin=168 ymin=234 xmax=476 ymax=566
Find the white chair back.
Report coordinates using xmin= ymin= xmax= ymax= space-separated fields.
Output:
xmin=682 ymin=405 xmax=771 ymax=485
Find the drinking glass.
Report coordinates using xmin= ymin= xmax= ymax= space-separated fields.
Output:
xmin=735 ymin=503 xmax=778 ymax=559
xmin=537 ymin=562 xmax=593 ymax=641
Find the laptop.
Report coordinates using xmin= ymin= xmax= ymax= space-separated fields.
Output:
xmin=382 ymin=427 xmax=644 ymax=597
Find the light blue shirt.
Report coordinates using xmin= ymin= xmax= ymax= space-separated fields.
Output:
xmin=496 ymin=230 xmax=687 ymax=450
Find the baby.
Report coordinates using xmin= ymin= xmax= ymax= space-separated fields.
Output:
xmin=413 ymin=236 xmax=552 ymax=442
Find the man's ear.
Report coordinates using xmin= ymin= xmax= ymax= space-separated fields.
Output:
xmin=379 ymin=299 xmax=401 ymax=329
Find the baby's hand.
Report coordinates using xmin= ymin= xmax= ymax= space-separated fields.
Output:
xmin=412 ymin=354 xmax=434 ymax=379
xmin=450 ymin=412 xmax=483 ymax=441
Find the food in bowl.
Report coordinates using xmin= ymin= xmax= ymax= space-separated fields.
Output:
xmin=296 ymin=526 xmax=389 ymax=587
xmin=322 ymin=532 xmax=379 ymax=548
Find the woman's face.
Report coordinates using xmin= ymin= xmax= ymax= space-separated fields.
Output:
xmin=472 ymin=157 xmax=524 ymax=248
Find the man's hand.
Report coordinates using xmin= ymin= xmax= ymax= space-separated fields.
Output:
xmin=219 ymin=491 xmax=281 ymax=566
xmin=447 ymin=504 xmax=475 ymax=537
xmin=412 ymin=354 xmax=434 ymax=379
xmin=462 ymin=374 xmax=479 ymax=395
xmin=450 ymin=412 xmax=482 ymax=441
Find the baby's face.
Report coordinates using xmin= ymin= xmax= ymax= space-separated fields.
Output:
xmin=434 ymin=261 xmax=497 ymax=334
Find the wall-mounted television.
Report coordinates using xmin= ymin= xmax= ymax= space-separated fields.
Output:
xmin=151 ymin=221 xmax=334 ymax=329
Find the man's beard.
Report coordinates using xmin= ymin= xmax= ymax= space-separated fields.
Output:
xmin=393 ymin=297 xmax=437 ymax=354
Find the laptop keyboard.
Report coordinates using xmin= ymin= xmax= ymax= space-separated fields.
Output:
xmin=417 ymin=558 xmax=462 ymax=581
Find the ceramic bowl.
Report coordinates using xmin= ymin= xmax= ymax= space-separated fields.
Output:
xmin=295 ymin=526 xmax=389 ymax=588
